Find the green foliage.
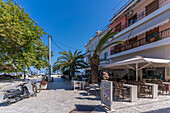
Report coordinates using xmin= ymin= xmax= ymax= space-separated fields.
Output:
xmin=155 ymin=35 xmax=161 ymax=41
xmin=90 ymin=28 xmax=123 ymax=83
xmin=53 ymin=50 xmax=88 ymax=77
xmin=94 ymin=29 xmax=123 ymax=54
xmin=0 ymin=0 xmax=49 ymax=72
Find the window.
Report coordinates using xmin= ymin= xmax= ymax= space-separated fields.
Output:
xmin=128 ymin=14 xmax=137 ymax=26
xmin=146 ymin=0 xmax=159 ymax=16
xmin=143 ymin=68 xmax=165 ymax=79
xmin=115 ymin=23 xmax=122 ymax=32
xmin=104 ymin=52 xmax=108 ymax=60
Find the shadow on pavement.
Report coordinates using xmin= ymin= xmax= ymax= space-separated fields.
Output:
xmin=0 ymin=102 xmax=7 ymax=107
xmin=69 ymin=104 xmax=103 ymax=113
xmin=143 ymin=107 xmax=170 ymax=113
xmin=79 ymin=92 xmax=88 ymax=96
xmin=76 ymin=97 xmax=100 ymax=101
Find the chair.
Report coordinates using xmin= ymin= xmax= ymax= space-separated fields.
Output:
xmin=151 ymin=79 xmax=158 ymax=84
xmin=157 ymin=79 xmax=167 ymax=95
xmin=118 ymin=81 xmax=130 ymax=100
xmin=140 ymin=81 xmax=152 ymax=98
xmin=113 ymin=81 xmax=120 ymax=100
xmin=167 ymin=79 xmax=170 ymax=82
xmin=133 ymin=81 xmax=141 ymax=97
xmin=145 ymin=79 xmax=151 ymax=83
xmin=126 ymin=80 xmax=133 ymax=84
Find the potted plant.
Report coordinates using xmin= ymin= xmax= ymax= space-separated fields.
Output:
xmin=103 ymin=72 xmax=109 ymax=80
xmin=150 ymin=37 xmax=155 ymax=42
xmin=155 ymin=35 xmax=161 ymax=41
xmin=40 ymin=76 xmax=48 ymax=90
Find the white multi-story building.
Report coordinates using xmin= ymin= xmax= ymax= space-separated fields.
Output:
xmin=85 ymin=0 xmax=170 ymax=81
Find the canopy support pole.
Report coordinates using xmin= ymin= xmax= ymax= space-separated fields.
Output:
xmin=138 ymin=63 xmax=152 ymax=70
xmin=126 ymin=65 xmax=136 ymax=70
xmin=136 ymin=63 xmax=138 ymax=81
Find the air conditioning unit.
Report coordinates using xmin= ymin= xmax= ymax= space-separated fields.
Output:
xmin=127 ymin=10 xmax=133 ymax=18
xmin=96 ymin=30 xmax=101 ymax=35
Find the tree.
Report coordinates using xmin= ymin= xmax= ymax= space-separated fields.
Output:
xmin=53 ymin=50 xmax=88 ymax=79
xmin=90 ymin=29 xmax=123 ymax=83
xmin=0 ymin=0 xmax=49 ymax=72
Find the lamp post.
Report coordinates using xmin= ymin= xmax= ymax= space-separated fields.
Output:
xmin=48 ymin=35 xmax=52 ymax=81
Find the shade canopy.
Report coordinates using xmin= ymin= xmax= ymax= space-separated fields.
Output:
xmin=102 ymin=56 xmax=170 ymax=81
xmin=130 ymin=10 xmax=170 ymax=38
xmin=102 ymin=56 xmax=170 ymax=69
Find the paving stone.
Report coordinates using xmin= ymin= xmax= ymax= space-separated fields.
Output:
xmin=1 ymin=78 xmax=170 ymax=113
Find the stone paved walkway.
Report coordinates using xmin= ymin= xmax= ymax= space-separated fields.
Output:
xmin=0 ymin=78 xmax=101 ymax=113
xmin=1 ymin=78 xmax=170 ymax=113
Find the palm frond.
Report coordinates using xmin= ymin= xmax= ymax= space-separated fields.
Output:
xmin=100 ymin=41 xmax=124 ymax=53
xmin=94 ymin=28 xmax=118 ymax=54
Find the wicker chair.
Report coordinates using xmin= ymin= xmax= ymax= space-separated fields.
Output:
xmin=113 ymin=81 xmax=120 ymax=100
xmin=126 ymin=80 xmax=133 ymax=84
xmin=133 ymin=81 xmax=141 ymax=97
xmin=140 ymin=81 xmax=152 ymax=97
xmin=118 ymin=81 xmax=129 ymax=99
xmin=151 ymin=79 xmax=158 ymax=84
xmin=145 ymin=79 xmax=151 ymax=83
xmin=157 ymin=79 xmax=167 ymax=95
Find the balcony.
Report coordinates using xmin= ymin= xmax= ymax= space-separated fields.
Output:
xmin=110 ymin=28 xmax=170 ymax=55
xmin=100 ymin=58 xmax=109 ymax=62
xmin=100 ymin=58 xmax=110 ymax=64
xmin=112 ymin=0 xmax=170 ymax=33
xmin=84 ymin=50 xmax=91 ymax=56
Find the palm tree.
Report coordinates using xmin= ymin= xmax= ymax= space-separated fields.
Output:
xmin=53 ymin=50 xmax=88 ymax=79
xmin=90 ymin=28 xmax=123 ymax=83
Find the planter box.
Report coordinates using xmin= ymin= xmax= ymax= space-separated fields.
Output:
xmin=41 ymin=84 xmax=47 ymax=90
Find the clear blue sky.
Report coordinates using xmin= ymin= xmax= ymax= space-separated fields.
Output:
xmin=4 ymin=0 xmax=129 ymax=72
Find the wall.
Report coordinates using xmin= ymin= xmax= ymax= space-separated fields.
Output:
xmin=110 ymin=15 xmax=127 ymax=32
xmin=133 ymin=0 xmax=155 ymax=21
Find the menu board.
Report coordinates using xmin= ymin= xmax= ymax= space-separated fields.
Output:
xmin=101 ymin=80 xmax=113 ymax=111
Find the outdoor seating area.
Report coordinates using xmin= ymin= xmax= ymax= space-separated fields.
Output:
xmin=71 ymin=80 xmax=101 ymax=96
xmin=71 ymin=78 xmax=170 ymax=103
xmin=110 ymin=78 xmax=170 ymax=102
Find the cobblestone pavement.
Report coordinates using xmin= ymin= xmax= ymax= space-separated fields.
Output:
xmin=1 ymin=78 xmax=170 ymax=113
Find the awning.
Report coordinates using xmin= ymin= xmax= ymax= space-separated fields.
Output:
xmin=102 ymin=56 xmax=170 ymax=68
xmin=129 ymin=11 xmax=170 ymax=38
xmin=112 ymin=10 xmax=170 ymax=42
xmin=102 ymin=56 xmax=170 ymax=81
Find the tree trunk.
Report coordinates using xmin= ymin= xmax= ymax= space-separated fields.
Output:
xmin=70 ymin=68 xmax=75 ymax=80
xmin=90 ymin=54 xmax=100 ymax=84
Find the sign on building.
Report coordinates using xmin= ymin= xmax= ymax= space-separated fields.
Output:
xmin=100 ymin=80 xmax=115 ymax=112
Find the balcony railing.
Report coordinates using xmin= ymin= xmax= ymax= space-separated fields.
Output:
xmin=111 ymin=28 xmax=170 ymax=55
xmin=85 ymin=50 xmax=91 ymax=54
xmin=100 ymin=58 xmax=110 ymax=62
xmin=112 ymin=0 xmax=170 ymax=33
